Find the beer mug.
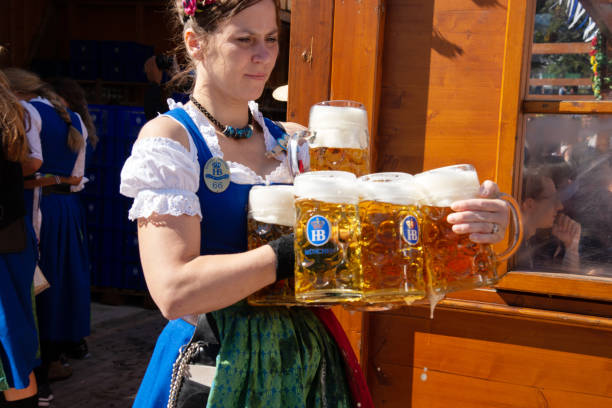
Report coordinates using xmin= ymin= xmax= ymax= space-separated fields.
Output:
xmin=357 ymin=173 xmax=426 ymax=307
xmin=288 ymin=100 xmax=370 ymax=177
xmin=246 ymin=185 xmax=297 ymax=306
xmin=414 ymin=164 xmax=523 ymax=296
xmin=294 ymin=171 xmax=363 ymax=303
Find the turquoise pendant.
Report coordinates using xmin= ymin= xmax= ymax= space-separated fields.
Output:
xmin=223 ymin=125 xmax=253 ymax=139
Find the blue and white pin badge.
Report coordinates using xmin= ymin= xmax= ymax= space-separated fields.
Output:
xmin=401 ymin=215 xmax=420 ymax=245
xmin=306 ymin=215 xmax=331 ymax=246
xmin=204 ymin=157 xmax=230 ymax=193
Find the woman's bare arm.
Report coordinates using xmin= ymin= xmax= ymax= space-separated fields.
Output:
xmin=134 ymin=116 xmax=277 ymax=320
xmin=138 ymin=213 xmax=277 ymax=320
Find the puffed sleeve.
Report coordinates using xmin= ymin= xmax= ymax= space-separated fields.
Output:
xmin=20 ymin=101 xmax=43 ymax=161
xmin=119 ymin=137 xmax=202 ymax=221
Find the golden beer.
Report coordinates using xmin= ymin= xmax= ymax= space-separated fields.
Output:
xmin=294 ymin=171 xmax=362 ymax=303
xmin=308 ymin=101 xmax=370 ymax=177
xmin=414 ymin=165 xmax=496 ymax=295
xmin=246 ymin=185 xmax=297 ymax=306
xmin=309 ymin=147 xmax=370 ymax=177
xmin=420 ymin=204 xmax=496 ymax=295
xmin=358 ymin=173 xmax=426 ymax=306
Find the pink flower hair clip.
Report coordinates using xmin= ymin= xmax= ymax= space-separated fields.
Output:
xmin=182 ymin=0 xmax=216 ymax=20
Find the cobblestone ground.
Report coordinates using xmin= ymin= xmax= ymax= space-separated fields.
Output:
xmin=49 ymin=302 xmax=167 ymax=407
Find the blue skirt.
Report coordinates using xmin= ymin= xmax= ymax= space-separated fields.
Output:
xmin=132 ymin=319 xmax=194 ymax=408
xmin=0 ymin=217 xmax=39 ymax=390
xmin=36 ymin=193 xmax=90 ymax=342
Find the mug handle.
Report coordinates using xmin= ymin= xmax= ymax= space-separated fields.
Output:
xmin=287 ymin=130 xmax=315 ymax=178
xmin=495 ymin=192 xmax=524 ymax=263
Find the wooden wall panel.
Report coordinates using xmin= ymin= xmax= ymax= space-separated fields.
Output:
xmin=367 ymin=309 xmax=612 ymax=407
xmin=1 ymin=0 xmax=46 ymax=67
xmin=286 ymin=0 xmax=334 ymax=125
xmin=376 ymin=0 xmax=508 ymax=180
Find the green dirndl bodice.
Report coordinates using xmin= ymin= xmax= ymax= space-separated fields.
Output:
xmin=207 ymin=301 xmax=352 ymax=408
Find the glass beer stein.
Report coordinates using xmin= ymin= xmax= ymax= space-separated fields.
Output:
xmin=288 ymin=100 xmax=370 ymax=178
xmin=357 ymin=173 xmax=426 ymax=307
xmin=414 ymin=164 xmax=523 ymax=296
xmin=293 ymin=171 xmax=363 ymax=303
xmin=246 ymin=185 xmax=297 ymax=306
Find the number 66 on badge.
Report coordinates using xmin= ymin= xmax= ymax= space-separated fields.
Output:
xmin=293 ymin=171 xmax=363 ymax=303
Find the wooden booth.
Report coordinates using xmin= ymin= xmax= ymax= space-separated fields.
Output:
xmin=288 ymin=1 xmax=612 ymax=407
xmin=3 ymin=0 xmax=611 ymax=406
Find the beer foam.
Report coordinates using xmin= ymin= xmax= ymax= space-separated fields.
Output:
xmin=294 ymin=171 xmax=359 ymax=204
xmin=248 ymin=185 xmax=295 ymax=227
xmin=414 ymin=165 xmax=480 ymax=206
xmin=308 ymin=104 xmax=368 ymax=149
xmin=358 ymin=173 xmax=424 ymax=205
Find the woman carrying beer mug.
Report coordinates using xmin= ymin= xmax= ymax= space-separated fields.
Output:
xmin=119 ymin=1 xmax=510 ymax=407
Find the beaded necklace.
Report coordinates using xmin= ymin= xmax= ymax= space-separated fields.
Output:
xmin=189 ymin=95 xmax=253 ymax=139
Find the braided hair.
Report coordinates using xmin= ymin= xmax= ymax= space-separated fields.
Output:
xmin=3 ymin=68 xmax=84 ymax=153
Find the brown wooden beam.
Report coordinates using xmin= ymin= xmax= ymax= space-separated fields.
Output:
xmin=523 ymin=99 xmax=612 ymax=113
xmin=528 ymin=78 xmax=592 ymax=86
xmin=532 ymin=42 xmax=591 ymax=55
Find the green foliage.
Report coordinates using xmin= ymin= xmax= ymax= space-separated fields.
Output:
xmin=532 ymin=0 xmax=592 ymax=80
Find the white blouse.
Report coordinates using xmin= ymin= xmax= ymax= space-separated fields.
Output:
xmin=120 ymin=99 xmax=302 ymax=221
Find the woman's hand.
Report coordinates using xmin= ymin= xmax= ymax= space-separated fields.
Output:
xmin=446 ymin=180 xmax=509 ymax=244
xmin=552 ymin=214 xmax=581 ymax=251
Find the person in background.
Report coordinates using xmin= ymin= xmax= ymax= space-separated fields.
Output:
xmin=4 ymin=68 xmax=90 ymax=407
xmin=517 ymin=168 xmax=581 ymax=272
xmin=49 ymin=77 xmax=97 ymax=361
xmin=0 ymin=70 xmax=40 ymax=408
xmin=143 ymin=54 xmax=191 ymax=121
xmin=51 ymin=77 xmax=98 ymax=151
xmin=120 ymin=1 xmax=512 ymax=407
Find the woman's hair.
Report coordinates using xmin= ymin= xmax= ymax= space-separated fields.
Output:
xmin=0 ymin=70 xmax=28 ymax=163
xmin=50 ymin=77 xmax=98 ymax=148
xmin=522 ymin=168 xmax=552 ymax=201
xmin=169 ymin=0 xmax=279 ymax=91
xmin=3 ymin=68 xmax=84 ymax=153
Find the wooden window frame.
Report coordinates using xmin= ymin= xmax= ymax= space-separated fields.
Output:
xmin=491 ymin=0 xmax=612 ymax=305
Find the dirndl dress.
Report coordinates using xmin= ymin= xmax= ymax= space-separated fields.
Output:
xmin=120 ymin=100 xmax=352 ymax=407
xmin=30 ymin=99 xmax=91 ymax=343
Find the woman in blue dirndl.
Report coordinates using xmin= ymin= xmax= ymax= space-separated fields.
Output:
xmin=120 ymin=1 xmax=512 ymax=407
xmin=0 ymin=70 xmax=40 ymax=408
xmin=4 ymin=68 xmax=91 ymax=401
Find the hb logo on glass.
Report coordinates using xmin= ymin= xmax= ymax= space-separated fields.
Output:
xmin=306 ymin=215 xmax=331 ymax=246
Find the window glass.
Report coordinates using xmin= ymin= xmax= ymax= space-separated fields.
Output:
xmin=517 ymin=114 xmax=612 ymax=277
xmin=529 ymin=0 xmax=610 ymax=99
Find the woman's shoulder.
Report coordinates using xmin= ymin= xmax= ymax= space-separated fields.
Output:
xmin=138 ymin=114 xmax=190 ymax=151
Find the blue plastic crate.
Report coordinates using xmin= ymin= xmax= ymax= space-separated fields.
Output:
xmin=122 ymin=226 xmax=139 ymax=262
xmin=70 ymin=40 xmax=99 ymax=61
xmin=70 ymin=59 xmax=98 ymax=81
xmin=100 ymin=41 xmax=124 ymax=61
xmin=81 ymin=194 xmax=103 ymax=227
xmin=114 ymin=107 xmax=145 ymax=162
xmin=101 ymin=61 xmax=124 ymax=82
xmin=88 ymin=105 xmax=116 ymax=166
xmin=123 ymin=261 xmax=146 ymax=290
xmin=88 ymin=105 xmax=115 ymax=137
xmin=123 ymin=43 xmax=154 ymax=83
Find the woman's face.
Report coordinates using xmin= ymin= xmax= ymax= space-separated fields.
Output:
xmin=199 ymin=0 xmax=279 ymax=102
xmin=530 ymin=177 xmax=563 ymax=229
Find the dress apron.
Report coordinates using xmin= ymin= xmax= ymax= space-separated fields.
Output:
xmin=132 ymin=108 xmax=351 ymax=408
xmin=0 ymin=216 xmax=40 ymax=390
xmin=32 ymin=101 xmax=90 ymax=343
